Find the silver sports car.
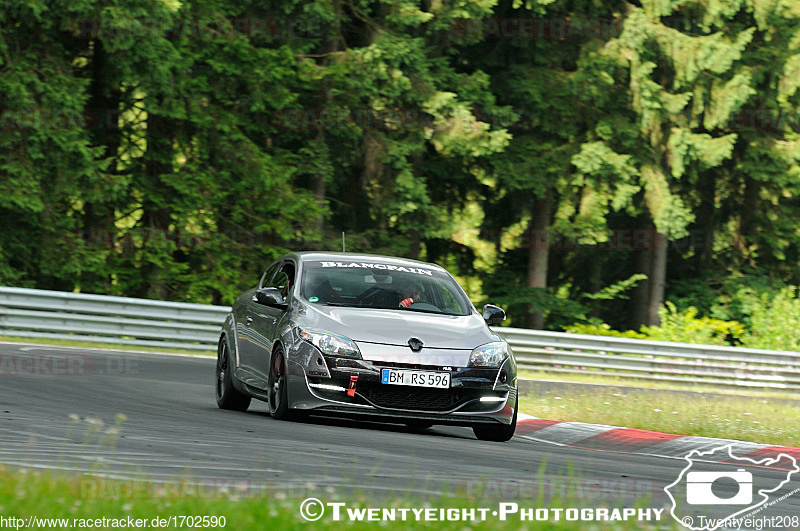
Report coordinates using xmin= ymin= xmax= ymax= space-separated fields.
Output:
xmin=215 ymin=252 xmax=517 ymax=441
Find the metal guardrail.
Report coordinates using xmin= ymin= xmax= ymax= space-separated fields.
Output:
xmin=1 ymin=286 xmax=799 ymax=389
xmin=499 ymin=328 xmax=800 ymax=391
xmin=0 ymin=287 xmax=229 ymax=350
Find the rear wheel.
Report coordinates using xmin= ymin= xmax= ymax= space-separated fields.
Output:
xmin=473 ymin=401 xmax=517 ymax=442
xmin=215 ymin=338 xmax=251 ymax=411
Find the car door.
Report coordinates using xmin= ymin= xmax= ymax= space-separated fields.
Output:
xmin=238 ymin=262 xmax=279 ymax=376
xmin=247 ymin=260 xmax=295 ymax=383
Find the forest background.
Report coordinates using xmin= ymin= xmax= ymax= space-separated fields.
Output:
xmin=4 ymin=0 xmax=800 ymax=349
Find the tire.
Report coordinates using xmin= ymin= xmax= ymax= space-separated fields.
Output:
xmin=215 ymin=337 xmax=251 ymax=411
xmin=473 ymin=401 xmax=517 ymax=442
xmin=268 ymin=347 xmax=305 ymax=420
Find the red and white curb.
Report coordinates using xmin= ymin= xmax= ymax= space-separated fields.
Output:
xmin=515 ymin=414 xmax=800 ymax=470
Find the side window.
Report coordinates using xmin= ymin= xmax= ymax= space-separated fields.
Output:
xmin=270 ymin=262 xmax=296 ymax=299
xmin=259 ymin=262 xmax=280 ymax=289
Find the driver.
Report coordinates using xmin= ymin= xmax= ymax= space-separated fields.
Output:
xmin=399 ymin=282 xmax=425 ymax=308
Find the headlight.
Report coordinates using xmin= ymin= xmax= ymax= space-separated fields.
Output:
xmin=469 ymin=341 xmax=509 ymax=367
xmin=298 ymin=327 xmax=361 ymax=358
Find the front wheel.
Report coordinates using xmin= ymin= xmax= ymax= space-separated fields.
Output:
xmin=268 ymin=347 xmax=306 ymax=421
xmin=215 ymin=338 xmax=251 ymax=411
xmin=473 ymin=402 xmax=517 ymax=442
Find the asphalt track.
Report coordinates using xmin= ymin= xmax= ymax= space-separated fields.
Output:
xmin=1 ymin=342 xmax=799 ymax=525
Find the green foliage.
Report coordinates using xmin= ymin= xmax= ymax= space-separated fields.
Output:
xmin=566 ymin=302 xmax=744 ymax=345
xmin=563 ymin=323 xmax=647 ymax=339
xmin=565 ymin=143 xmax=641 ymax=241
xmin=739 ymin=287 xmax=800 ymax=351
xmin=0 ymin=0 xmax=509 ymax=303
xmin=489 ymin=286 xmax=591 ymax=330
xmin=2 ymin=0 xmax=800 ymax=344
xmin=0 ymin=462 xmax=657 ymax=530
xmin=583 ymin=274 xmax=648 ymax=301
xmin=640 ymin=302 xmax=745 ymax=345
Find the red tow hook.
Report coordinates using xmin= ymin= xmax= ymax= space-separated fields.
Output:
xmin=347 ymin=375 xmax=358 ymax=397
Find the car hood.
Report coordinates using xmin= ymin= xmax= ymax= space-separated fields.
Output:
xmin=299 ymin=304 xmax=497 ymax=350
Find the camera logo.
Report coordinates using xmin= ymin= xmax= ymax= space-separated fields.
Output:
xmin=686 ymin=469 xmax=752 ymax=505
xmin=664 ymin=444 xmax=800 ymax=531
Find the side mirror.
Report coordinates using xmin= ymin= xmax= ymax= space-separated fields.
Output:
xmin=253 ymin=287 xmax=287 ymax=309
xmin=482 ymin=304 xmax=506 ymax=326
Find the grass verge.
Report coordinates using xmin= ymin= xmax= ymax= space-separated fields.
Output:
xmin=520 ymin=369 xmax=800 ymax=401
xmin=518 ymin=380 xmax=800 ymax=447
xmin=0 ymin=466 xmax=669 ymax=530
xmin=0 ymin=335 xmax=214 ymax=357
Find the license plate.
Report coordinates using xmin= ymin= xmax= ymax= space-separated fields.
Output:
xmin=381 ymin=369 xmax=450 ymax=388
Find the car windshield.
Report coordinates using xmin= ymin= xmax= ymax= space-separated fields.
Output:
xmin=300 ymin=260 xmax=472 ymax=316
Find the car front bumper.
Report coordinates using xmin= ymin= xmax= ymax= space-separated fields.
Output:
xmin=286 ymin=346 xmax=517 ymax=426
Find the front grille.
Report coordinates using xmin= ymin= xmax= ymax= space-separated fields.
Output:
xmin=375 ymin=361 xmax=447 ymax=370
xmin=359 ymin=384 xmax=483 ymax=411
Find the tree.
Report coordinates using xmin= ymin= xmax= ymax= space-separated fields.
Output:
xmin=0 ymin=1 xmax=109 ymax=289
xmin=576 ymin=1 xmax=753 ymax=324
xmin=283 ymin=0 xmax=512 ymax=261
xmin=469 ymin=0 xmax=632 ymax=328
